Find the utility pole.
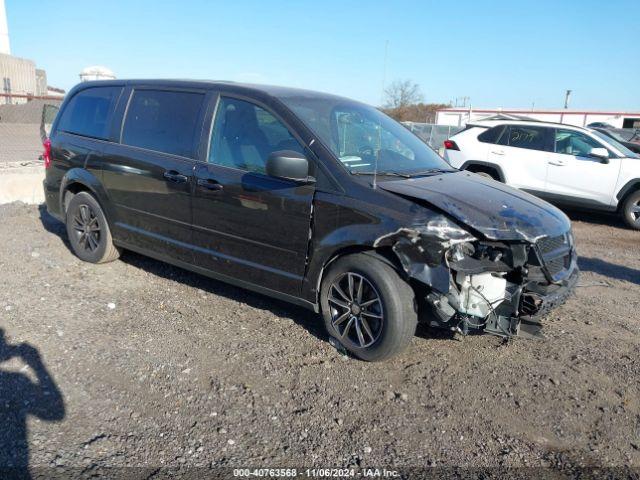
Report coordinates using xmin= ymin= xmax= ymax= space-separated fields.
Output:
xmin=564 ymin=90 xmax=572 ymax=109
xmin=454 ymin=96 xmax=470 ymax=108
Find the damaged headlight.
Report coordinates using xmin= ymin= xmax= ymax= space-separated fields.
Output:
xmin=449 ymin=241 xmax=475 ymax=262
xmin=373 ymin=215 xmax=476 ymax=269
xmin=372 ymin=215 xmax=477 ymax=293
xmin=422 ymin=216 xmax=477 ymax=246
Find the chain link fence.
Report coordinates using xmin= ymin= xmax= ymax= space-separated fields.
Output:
xmin=403 ymin=122 xmax=463 ymax=153
xmin=0 ymin=95 xmax=62 ymax=166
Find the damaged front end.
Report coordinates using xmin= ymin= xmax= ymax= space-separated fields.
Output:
xmin=374 ymin=216 xmax=579 ymax=338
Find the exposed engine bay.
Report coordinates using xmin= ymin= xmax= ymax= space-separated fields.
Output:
xmin=374 ymin=216 xmax=579 ymax=338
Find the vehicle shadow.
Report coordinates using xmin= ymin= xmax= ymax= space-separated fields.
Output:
xmin=578 ymin=256 xmax=640 ymax=286
xmin=119 ymin=250 xmax=328 ymax=342
xmin=37 ymin=205 xmax=327 ymax=343
xmin=414 ymin=322 xmax=458 ymax=341
xmin=0 ymin=328 xmax=65 ymax=479
xmin=38 ymin=204 xmax=71 ymax=251
xmin=563 ymin=208 xmax=626 ymax=228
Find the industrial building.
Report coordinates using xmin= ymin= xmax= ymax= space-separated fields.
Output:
xmin=436 ymin=107 xmax=640 ymax=129
xmin=0 ymin=0 xmax=63 ymax=104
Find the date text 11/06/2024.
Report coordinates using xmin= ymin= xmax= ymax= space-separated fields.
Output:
xmin=232 ymin=468 xmax=400 ymax=477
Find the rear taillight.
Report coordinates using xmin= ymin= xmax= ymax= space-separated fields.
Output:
xmin=443 ymin=139 xmax=459 ymax=151
xmin=43 ymin=138 xmax=52 ymax=168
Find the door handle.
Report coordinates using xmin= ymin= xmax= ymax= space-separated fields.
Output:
xmin=548 ymin=159 xmax=567 ymax=166
xmin=163 ymin=170 xmax=188 ymax=183
xmin=197 ymin=178 xmax=223 ymax=191
xmin=491 ymin=150 xmax=505 ymax=156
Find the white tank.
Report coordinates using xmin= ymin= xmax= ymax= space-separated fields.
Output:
xmin=0 ymin=0 xmax=10 ymax=55
xmin=79 ymin=66 xmax=116 ymax=82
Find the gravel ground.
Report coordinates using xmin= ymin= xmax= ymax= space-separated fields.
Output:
xmin=0 ymin=202 xmax=638 ymax=478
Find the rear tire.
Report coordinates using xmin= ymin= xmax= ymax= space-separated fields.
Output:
xmin=320 ymin=253 xmax=417 ymax=361
xmin=65 ymin=191 xmax=121 ymax=263
xmin=621 ymin=190 xmax=640 ymax=230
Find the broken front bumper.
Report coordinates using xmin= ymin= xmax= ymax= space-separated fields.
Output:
xmin=521 ymin=266 xmax=579 ymax=322
xmin=373 ymin=216 xmax=579 ymax=339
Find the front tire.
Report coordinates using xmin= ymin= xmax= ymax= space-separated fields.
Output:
xmin=65 ymin=191 xmax=121 ymax=263
xmin=621 ymin=190 xmax=640 ymax=230
xmin=320 ymin=253 xmax=417 ymax=361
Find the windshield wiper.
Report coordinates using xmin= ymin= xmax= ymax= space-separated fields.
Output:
xmin=351 ymin=171 xmax=412 ymax=178
xmin=406 ymin=168 xmax=457 ymax=177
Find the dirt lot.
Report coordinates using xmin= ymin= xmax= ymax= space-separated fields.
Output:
xmin=0 ymin=202 xmax=638 ymax=477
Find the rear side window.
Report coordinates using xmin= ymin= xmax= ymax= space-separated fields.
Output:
xmin=497 ymin=125 xmax=550 ymax=151
xmin=477 ymin=125 xmax=505 ymax=144
xmin=122 ymin=89 xmax=204 ymax=158
xmin=57 ymin=87 xmax=122 ymax=140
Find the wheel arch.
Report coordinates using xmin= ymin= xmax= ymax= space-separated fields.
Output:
xmin=616 ymin=179 xmax=640 ymax=209
xmin=460 ymin=160 xmax=506 ymax=182
xmin=59 ymin=169 xmax=116 ymax=226
xmin=314 ymin=245 xmax=409 ymax=311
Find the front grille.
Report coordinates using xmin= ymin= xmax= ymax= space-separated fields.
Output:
xmin=538 ymin=234 xmax=568 ymax=255
xmin=545 ymin=256 xmax=568 ymax=276
xmin=536 ymin=232 xmax=573 ymax=281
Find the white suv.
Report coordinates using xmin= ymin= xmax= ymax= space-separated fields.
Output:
xmin=443 ymin=120 xmax=640 ymax=229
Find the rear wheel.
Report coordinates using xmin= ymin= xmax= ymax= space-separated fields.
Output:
xmin=621 ymin=190 xmax=640 ymax=230
xmin=65 ymin=191 xmax=121 ymax=263
xmin=320 ymin=253 xmax=417 ymax=361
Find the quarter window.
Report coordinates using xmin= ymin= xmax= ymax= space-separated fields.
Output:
xmin=208 ymin=97 xmax=304 ymax=174
xmin=122 ymin=90 xmax=204 ymax=158
xmin=57 ymin=87 xmax=122 ymax=140
xmin=554 ymin=129 xmax=603 ymax=157
xmin=497 ymin=125 xmax=549 ymax=151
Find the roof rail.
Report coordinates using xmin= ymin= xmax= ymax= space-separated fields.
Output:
xmin=471 ymin=118 xmax=590 ymax=128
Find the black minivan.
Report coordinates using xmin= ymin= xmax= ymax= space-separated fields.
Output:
xmin=43 ymin=80 xmax=578 ymax=360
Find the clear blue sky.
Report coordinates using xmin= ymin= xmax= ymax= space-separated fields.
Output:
xmin=6 ymin=0 xmax=640 ymax=110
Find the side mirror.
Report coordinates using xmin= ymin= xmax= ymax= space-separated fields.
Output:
xmin=589 ymin=147 xmax=610 ymax=163
xmin=266 ymin=150 xmax=313 ymax=182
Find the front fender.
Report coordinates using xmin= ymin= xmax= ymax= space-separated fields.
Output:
xmin=616 ymin=178 xmax=640 ymax=204
xmin=301 ymin=190 xmax=454 ymax=304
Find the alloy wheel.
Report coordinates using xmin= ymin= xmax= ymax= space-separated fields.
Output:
xmin=71 ymin=204 xmax=101 ymax=252
xmin=631 ymin=200 xmax=640 ymax=224
xmin=328 ymin=272 xmax=384 ymax=349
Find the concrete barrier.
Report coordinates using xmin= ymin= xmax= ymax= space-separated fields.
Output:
xmin=0 ymin=163 xmax=45 ymax=205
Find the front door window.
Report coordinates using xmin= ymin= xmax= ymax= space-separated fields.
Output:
xmin=554 ymin=129 xmax=603 ymax=157
xmin=208 ymin=97 xmax=304 ymax=174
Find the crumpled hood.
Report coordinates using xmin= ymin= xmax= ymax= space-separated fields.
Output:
xmin=379 ymin=171 xmax=571 ymax=242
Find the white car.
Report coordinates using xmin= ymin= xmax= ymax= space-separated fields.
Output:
xmin=443 ymin=120 xmax=640 ymax=229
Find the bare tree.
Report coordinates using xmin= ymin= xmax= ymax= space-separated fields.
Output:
xmin=383 ymin=79 xmax=423 ymax=109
